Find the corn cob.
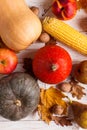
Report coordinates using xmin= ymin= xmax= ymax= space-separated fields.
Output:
xmin=42 ymin=17 xmax=87 ymax=55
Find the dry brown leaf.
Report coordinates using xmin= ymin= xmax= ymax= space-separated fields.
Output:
xmin=77 ymin=0 xmax=87 ymax=9
xmin=69 ymin=80 xmax=86 ymax=99
xmin=52 ymin=116 xmax=72 ymax=126
xmin=71 ymin=84 xmax=86 ymax=100
xmin=38 ymin=87 xmax=68 ymax=124
xmin=57 ymin=78 xmax=86 ymax=100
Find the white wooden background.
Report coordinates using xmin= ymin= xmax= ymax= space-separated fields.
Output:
xmin=0 ymin=0 xmax=87 ymax=130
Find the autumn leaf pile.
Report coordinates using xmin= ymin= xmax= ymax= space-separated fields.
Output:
xmin=37 ymin=83 xmax=86 ymax=126
xmin=38 ymin=87 xmax=70 ymax=125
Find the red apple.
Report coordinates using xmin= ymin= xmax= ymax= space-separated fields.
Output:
xmin=0 ymin=48 xmax=18 ymax=74
xmin=52 ymin=0 xmax=77 ymax=20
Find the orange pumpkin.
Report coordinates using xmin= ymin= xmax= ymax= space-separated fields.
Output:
xmin=33 ymin=45 xmax=72 ymax=84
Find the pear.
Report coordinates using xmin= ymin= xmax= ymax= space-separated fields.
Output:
xmin=71 ymin=101 xmax=87 ymax=129
xmin=74 ymin=60 xmax=87 ymax=84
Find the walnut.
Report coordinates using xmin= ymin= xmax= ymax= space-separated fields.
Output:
xmin=50 ymin=104 xmax=64 ymax=115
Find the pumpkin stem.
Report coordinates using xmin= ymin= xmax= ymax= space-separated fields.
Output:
xmin=14 ymin=99 xmax=21 ymax=107
xmin=51 ymin=64 xmax=58 ymax=71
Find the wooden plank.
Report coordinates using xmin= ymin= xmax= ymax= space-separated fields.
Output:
xmin=0 ymin=120 xmax=79 ymax=130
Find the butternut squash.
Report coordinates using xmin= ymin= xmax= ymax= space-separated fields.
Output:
xmin=0 ymin=0 xmax=42 ymax=51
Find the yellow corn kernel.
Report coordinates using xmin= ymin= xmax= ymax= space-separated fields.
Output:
xmin=42 ymin=17 xmax=87 ymax=55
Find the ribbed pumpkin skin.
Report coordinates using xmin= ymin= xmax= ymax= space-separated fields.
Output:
xmin=33 ymin=45 xmax=72 ymax=84
xmin=0 ymin=72 xmax=40 ymax=121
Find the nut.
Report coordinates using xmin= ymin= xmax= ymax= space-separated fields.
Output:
xmin=39 ymin=32 xmax=51 ymax=43
xmin=30 ymin=6 xmax=39 ymax=15
xmin=50 ymin=104 xmax=64 ymax=115
xmin=58 ymin=82 xmax=72 ymax=92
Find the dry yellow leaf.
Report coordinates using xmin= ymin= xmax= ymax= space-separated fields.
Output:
xmin=38 ymin=87 xmax=68 ymax=124
xmin=38 ymin=105 xmax=52 ymax=123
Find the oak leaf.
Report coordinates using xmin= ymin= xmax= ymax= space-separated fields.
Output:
xmin=70 ymin=83 xmax=86 ymax=100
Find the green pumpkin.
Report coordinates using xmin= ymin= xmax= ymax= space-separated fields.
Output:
xmin=0 ymin=72 xmax=40 ymax=121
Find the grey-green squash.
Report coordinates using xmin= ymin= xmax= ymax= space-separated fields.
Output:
xmin=0 ymin=72 xmax=40 ymax=121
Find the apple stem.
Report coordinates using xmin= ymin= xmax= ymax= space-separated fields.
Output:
xmin=51 ymin=64 xmax=58 ymax=71
xmin=42 ymin=5 xmax=52 ymax=16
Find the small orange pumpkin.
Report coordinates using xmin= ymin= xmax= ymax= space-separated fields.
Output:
xmin=33 ymin=45 xmax=72 ymax=84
